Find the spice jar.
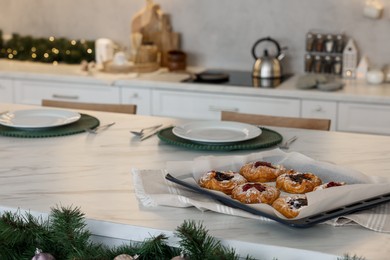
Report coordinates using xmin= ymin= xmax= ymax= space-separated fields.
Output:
xmin=313 ymin=55 xmax=322 ymax=73
xmin=315 ymin=34 xmax=324 ymax=52
xmin=306 ymin=32 xmax=315 ymax=52
xmin=325 ymin=34 xmax=334 ymax=53
xmin=304 ymin=54 xmax=313 ymax=72
xmin=333 ymin=56 xmax=342 ymax=75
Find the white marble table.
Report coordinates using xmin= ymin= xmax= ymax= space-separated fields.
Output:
xmin=0 ymin=103 xmax=389 ymax=260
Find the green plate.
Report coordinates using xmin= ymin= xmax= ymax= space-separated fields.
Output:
xmin=158 ymin=126 xmax=282 ymax=151
xmin=0 ymin=113 xmax=99 ymax=138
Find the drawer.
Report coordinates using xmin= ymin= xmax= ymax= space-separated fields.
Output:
xmin=120 ymin=87 xmax=152 ymax=115
xmin=338 ymin=102 xmax=390 ymax=135
xmin=301 ymin=100 xmax=337 ymax=130
xmin=152 ymin=90 xmax=300 ymax=120
xmin=0 ymin=79 xmax=14 ymax=103
xmin=14 ymin=79 xmax=120 ymax=105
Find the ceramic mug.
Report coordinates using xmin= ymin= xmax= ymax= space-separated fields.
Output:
xmin=167 ymin=50 xmax=186 ymax=71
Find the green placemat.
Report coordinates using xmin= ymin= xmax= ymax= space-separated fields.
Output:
xmin=0 ymin=114 xmax=99 ymax=138
xmin=158 ymin=127 xmax=283 ymax=151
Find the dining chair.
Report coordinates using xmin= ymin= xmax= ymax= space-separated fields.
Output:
xmin=221 ymin=111 xmax=331 ymax=131
xmin=41 ymin=100 xmax=137 ymax=114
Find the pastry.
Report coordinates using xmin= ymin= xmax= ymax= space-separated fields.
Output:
xmin=239 ymin=161 xmax=286 ymax=182
xmin=272 ymin=195 xmax=308 ymax=218
xmin=313 ymin=181 xmax=346 ymax=191
xmin=276 ymin=170 xmax=322 ymax=193
xmin=198 ymin=170 xmax=247 ymax=195
xmin=231 ymin=182 xmax=280 ymax=204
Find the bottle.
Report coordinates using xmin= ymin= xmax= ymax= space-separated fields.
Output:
xmin=335 ymin=34 xmax=344 ymax=53
xmin=325 ymin=34 xmax=334 ymax=53
xmin=314 ymin=55 xmax=322 ymax=73
xmin=323 ymin=55 xmax=333 ymax=74
xmin=304 ymin=54 xmax=313 ymax=72
xmin=315 ymin=34 xmax=324 ymax=52
xmin=333 ymin=56 xmax=342 ymax=75
xmin=306 ymin=32 xmax=315 ymax=52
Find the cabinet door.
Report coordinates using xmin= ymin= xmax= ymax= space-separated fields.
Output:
xmin=152 ymin=90 xmax=300 ymax=120
xmin=338 ymin=102 xmax=390 ymax=135
xmin=14 ymin=79 xmax=120 ymax=105
xmin=0 ymin=79 xmax=14 ymax=103
xmin=120 ymin=87 xmax=151 ymax=115
xmin=301 ymin=100 xmax=337 ymax=130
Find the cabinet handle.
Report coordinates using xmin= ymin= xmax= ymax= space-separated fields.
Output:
xmin=129 ymin=93 xmax=139 ymax=98
xmin=208 ymin=105 xmax=239 ymax=112
xmin=314 ymin=105 xmax=323 ymax=112
xmin=52 ymin=94 xmax=79 ymax=100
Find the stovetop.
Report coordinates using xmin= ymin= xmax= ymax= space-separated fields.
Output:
xmin=183 ymin=69 xmax=292 ymax=88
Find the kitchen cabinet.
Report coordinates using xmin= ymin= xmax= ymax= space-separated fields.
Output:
xmin=301 ymin=100 xmax=337 ymax=130
xmin=338 ymin=102 xmax=390 ymax=135
xmin=120 ymin=87 xmax=152 ymax=115
xmin=0 ymin=79 xmax=14 ymax=103
xmin=152 ymin=89 xmax=301 ymax=120
xmin=14 ymin=79 xmax=120 ymax=105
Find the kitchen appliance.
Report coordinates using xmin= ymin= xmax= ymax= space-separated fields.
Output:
xmin=183 ymin=69 xmax=292 ymax=88
xmin=251 ymin=37 xmax=285 ymax=79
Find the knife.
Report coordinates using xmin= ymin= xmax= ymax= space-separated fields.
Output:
xmin=140 ymin=124 xmax=172 ymax=141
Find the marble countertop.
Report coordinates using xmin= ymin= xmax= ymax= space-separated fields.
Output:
xmin=1 ymin=60 xmax=390 ymax=105
xmin=0 ymin=103 xmax=389 ymax=259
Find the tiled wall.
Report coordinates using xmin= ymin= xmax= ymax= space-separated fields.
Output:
xmin=1 ymin=0 xmax=389 ymax=74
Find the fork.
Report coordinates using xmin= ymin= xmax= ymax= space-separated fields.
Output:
xmin=279 ymin=136 xmax=298 ymax=149
xmin=130 ymin=124 xmax=163 ymax=137
xmin=86 ymin=122 xmax=115 ymax=134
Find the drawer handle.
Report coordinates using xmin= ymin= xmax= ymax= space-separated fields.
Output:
xmin=129 ymin=93 xmax=139 ymax=98
xmin=208 ymin=105 xmax=239 ymax=112
xmin=314 ymin=105 xmax=323 ymax=112
xmin=52 ymin=94 xmax=79 ymax=100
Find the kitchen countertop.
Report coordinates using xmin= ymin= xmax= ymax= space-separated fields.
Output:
xmin=1 ymin=60 xmax=390 ymax=105
xmin=0 ymin=103 xmax=389 ymax=259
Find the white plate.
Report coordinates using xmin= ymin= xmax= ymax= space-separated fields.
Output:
xmin=172 ymin=121 xmax=261 ymax=144
xmin=0 ymin=109 xmax=81 ymax=129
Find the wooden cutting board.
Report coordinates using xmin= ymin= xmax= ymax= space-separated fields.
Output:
xmin=131 ymin=1 xmax=180 ymax=67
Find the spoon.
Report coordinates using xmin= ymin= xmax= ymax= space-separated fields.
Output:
xmin=130 ymin=124 xmax=163 ymax=137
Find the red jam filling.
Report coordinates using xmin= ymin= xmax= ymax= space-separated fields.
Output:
xmin=288 ymin=173 xmax=311 ymax=183
xmin=242 ymin=183 xmax=266 ymax=192
xmin=288 ymin=198 xmax=308 ymax=209
xmin=326 ymin=181 xmax=342 ymax=188
xmin=214 ymin=171 xmax=234 ymax=181
xmin=254 ymin=161 xmax=275 ymax=169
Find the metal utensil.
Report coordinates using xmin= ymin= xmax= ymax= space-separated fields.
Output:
xmin=86 ymin=122 xmax=115 ymax=134
xmin=140 ymin=124 xmax=172 ymax=141
xmin=130 ymin=124 xmax=163 ymax=136
xmin=279 ymin=136 xmax=298 ymax=149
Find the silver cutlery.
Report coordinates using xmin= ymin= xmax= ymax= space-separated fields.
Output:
xmin=279 ymin=136 xmax=298 ymax=149
xmin=130 ymin=124 xmax=163 ymax=137
xmin=86 ymin=122 xmax=115 ymax=134
xmin=140 ymin=124 xmax=172 ymax=141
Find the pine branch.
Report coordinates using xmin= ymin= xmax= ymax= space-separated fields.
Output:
xmin=338 ymin=254 xmax=367 ymax=260
xmin=0 ymin=209 xmax=50 ymax=259
xmin=175 ymin=220 xmax=240 ymax=260
xmin=47 ymin=205 xmax=95 ymax=259
xmin=138 ymin=234 xmax=178 ymax=260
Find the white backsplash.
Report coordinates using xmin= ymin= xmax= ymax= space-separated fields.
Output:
xmin=0 ymin=0 xmax=389 ymax=74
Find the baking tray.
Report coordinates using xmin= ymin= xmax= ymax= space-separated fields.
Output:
xmin=165 ymin=173 xmax=390 ymax=228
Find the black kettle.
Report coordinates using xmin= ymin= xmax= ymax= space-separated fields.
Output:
xmin=251 ymin=37 xmax=285 ymax=79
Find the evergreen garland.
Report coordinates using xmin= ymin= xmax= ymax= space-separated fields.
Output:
xmin=0 ymin=206 xmax=366 ymax=260
xmin=0 ymin=30 xmax=94 ymax=64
